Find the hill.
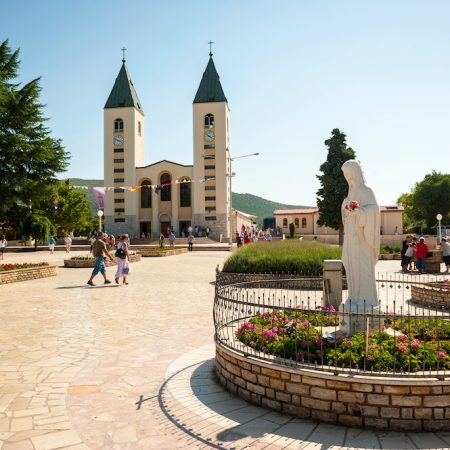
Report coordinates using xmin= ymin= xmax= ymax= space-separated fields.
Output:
xmin=65 ymin=179 xmax=312 ymax=224
xmin=232 ymin=193 xmax=310 ymax=225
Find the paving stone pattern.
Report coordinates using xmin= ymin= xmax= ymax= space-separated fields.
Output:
xmin=0 ymin=252 xmax=450 ymax=449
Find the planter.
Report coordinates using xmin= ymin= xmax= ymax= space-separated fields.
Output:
xmin=138 ymin=248 xmax=187 ymax=257
xmin=411 ymin=282 xmax=450 ymax=309
xmin=216 ymin=341 xmax=450 ymax=432
xmin=64 ymin=254 xmax=141 ymax=268
xmin=0 ymin=265 xmax=57 ymax=285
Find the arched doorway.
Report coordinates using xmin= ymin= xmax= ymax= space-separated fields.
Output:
xmin=159 ymin=214 xmax=171 ymax=237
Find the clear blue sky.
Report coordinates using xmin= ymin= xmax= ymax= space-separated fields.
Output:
xmin=3 ymin=1 xmax=449 ymax=206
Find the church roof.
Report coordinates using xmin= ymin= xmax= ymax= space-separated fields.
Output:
xmin=105 ymin=63 xmax=143 ymax=112
xmin=193 ymin=56 xmax=227 ymax=104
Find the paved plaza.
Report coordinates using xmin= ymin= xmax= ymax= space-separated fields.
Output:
xmin=1 ymin=251 xmax=450 ymax=449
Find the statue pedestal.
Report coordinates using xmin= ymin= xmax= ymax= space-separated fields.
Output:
xmin=340 ymin=299 xmax=384 ymax=335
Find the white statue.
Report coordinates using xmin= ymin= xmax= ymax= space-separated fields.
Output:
xmin=341 ymin=160 xmax=380 ymax=315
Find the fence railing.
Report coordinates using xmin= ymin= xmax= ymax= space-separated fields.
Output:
xmin=214 ymin=273 xmax=450 ymax=377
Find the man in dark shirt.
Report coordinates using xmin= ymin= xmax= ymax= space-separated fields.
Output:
xmin=87 ymin=232 xmax=115 ymax=286
xmin=401 ymin=235 xmax=411 ymax=272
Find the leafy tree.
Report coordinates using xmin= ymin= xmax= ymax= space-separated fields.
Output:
xmin=316 ymin=129 xmax=356 ymax=245
xmin=46 ymin=180 xmax=93 ymax=235
xmin=398 ymin=171 xmax=450 ymax=231
xmin=0 ymin=39 xmax=69 ymax=231
xmin=23 ymin=213 xmax=54 ymax=249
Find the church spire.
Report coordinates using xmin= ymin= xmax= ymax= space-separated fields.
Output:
xmin=104 ymin=53 xmax=143 ymax=112
xmin=193 ymin=48 xmax=227 ymax=104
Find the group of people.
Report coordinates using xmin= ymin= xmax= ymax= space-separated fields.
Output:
xmin=235 ymin=225 xmax=272 ymax=248
xmin=401 ymin=235 xmax=450 ymax=274
xmin=87 ymin=232 xmax=131 ymax=286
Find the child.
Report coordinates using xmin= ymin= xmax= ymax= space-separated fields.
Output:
xmin=187 ymin=233 xmax=195 ymax=252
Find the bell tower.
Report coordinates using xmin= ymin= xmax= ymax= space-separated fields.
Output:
xmin=192 ymin=48 xmax=231 ymax=240
xmin=103 ymin=50 xmax=144 ymax=236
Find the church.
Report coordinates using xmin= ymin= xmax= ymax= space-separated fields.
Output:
xmin=103 ymin=50 xmax=243 ymax=240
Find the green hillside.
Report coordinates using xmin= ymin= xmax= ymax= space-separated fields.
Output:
xmin=65 ymin=179 xmax=312 ymax=224
xmin=232 ymin=193 xmax=310 ymax=225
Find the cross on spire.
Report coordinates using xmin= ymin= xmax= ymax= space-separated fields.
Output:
xmin=208 ymin=40 xmax=214 ymax=57
xmin=121 ymin=47 xmax=127 ymax=63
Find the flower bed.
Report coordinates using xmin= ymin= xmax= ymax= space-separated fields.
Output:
xmin=64 ymin=254 xmax=141 ymax=268
xmin=223 ymin=241 xmax=341 ymax=275
xmin=236 ymin=309 xmax=450 ymax=372
xmin=0 ymin=263 xmax=56 ymax=285
xmin=137 ymin=248 xmax=187 ymax=257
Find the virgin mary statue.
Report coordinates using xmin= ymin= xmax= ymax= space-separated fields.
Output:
xmin=341 ymin=160 xmax=380 ymax=309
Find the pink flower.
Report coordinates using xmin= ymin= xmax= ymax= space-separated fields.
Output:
xmin=411 ymin=339 xmax=421 ymax=348
xmin=438 ymin=351 xmax=446 ymax=359
xmin=329 ymin=305 xmax=336 ymax=312
xmin=300 ymin=320 xmax=309 ymax=329
xmin=295 ymin=352 xmax=305 ymax=362
xmin=395 ymin=343 xmax=408 ymax=353
xmin=272 ymin=327 xmax=279 ymax=333
xmin=368 ymin=344 xmax=376 ymax=349
xmin=343 ymin=338 xmax=353 ymax=346
xmin=315 ymin=339 xmax=322 ymax=347
xmin=301 ymin=340 xmax=310 ymax=347
xmin=268 ymin=317 xmax=277 ymax=322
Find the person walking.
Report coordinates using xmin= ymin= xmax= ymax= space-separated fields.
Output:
xmin=187 ymin=233 xmax=195 ymax=252
xmin=48 ymin=236 xmax=56 ymax=254
xmin=168 ymin=231 xmax=176 ymax=248
xmin=159 ymin=232 xmax=165 ymax=249
xmin=442 ymin=237 xmax=450 ymax=273
xmin=115 ymin=234 xmax=131 ymax=285
xmin=0 ymin=235 xmax=7 ymax=260
xmin=64 ymin=235 xmax=72 ymax=253
xmin=415 ymin=237 xmax=429 ymax=274
xmin=401 ymin=235 xmax=411 ymax=272
xmin=87 ymin=232 xmax=114 ymax=286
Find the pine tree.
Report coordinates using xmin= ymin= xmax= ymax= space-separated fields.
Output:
xmin=316 ymin=129 xmax=356 ymax=245
xmin=0 ymin=39 xmax=69 ymax=231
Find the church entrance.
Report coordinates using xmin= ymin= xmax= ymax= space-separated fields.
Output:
xmin=179 ymin=221 xmax=191 ymax=238
xmin=160 ymin=222 xmax=171 ymax=237
xmin=140 ymin=222 xmax=151 ymax=239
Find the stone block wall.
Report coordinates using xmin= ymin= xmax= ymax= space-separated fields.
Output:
xmin=64 ymin=254 xmax=141 ymax=268
xmin=216 ymin=342 xmax=450 ymax=431
xmin=0 ymin=266 xmax=57 ymax=285
xmin=411 ymin=285 xmax=450 ymax=309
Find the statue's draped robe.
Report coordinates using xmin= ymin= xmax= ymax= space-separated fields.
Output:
xmin=342 ymin=185 xmax=380 ymax=307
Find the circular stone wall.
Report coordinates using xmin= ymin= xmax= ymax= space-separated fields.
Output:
xmin=216 ymin=342 xmax=450 ymax=431
xmin=411 ymin=283 xmax=450 ymax=309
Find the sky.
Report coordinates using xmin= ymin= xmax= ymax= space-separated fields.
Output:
xmin=2 ymin=0 xmax=450 ymax=206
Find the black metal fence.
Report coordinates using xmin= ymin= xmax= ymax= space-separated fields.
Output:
xmin=213 ymin=272 xmax=450 ymax=377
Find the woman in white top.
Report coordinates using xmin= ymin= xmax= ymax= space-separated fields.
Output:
xmin=64 ymin=236 xmax=72 ymax=253
xmin=115 ymin=234 xmax=130 ymax=285
xmin=0 ymin=235 xmax=7 ymax=260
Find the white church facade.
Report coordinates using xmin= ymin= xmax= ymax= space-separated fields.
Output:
xmin=103 ymin=52 xmax=237 ymax=240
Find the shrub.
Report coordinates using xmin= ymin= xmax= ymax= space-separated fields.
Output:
xmin=380 ymin=244 xmax=402 ymax=254
xmin=237 ymin=310 xmax=450 ymax=371
xmin=222 ymin=240 xmax=341 ymax=275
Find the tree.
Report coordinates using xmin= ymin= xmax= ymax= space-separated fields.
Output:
xmin=398 ymin=171 xmax=450 ymax=231
xmin=0 ymin=39 xmax=69 ymax=231
xmin=316 ymin=129 xmax=356 ymax=245
xmin=45 ymin=180 xmax=93 ymax=235
xmin=289 ymin=222 xmax=295 ymax=238
xmin=23 ymin=213 xmax=54 ymax=249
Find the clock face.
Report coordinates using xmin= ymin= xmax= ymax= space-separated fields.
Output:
xmin=204 ymin=131 xmax=215 ymax=142
xmin=114 ymin=135 xmax=124 ymax=146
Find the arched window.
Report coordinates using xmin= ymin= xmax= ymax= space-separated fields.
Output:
xmin=140 ymin=180 xmax=151 ymax=208
xmin=204 ymin=114 xmax=214 ymax=128
xmin=302 ymin=218 xmax=307 ymax=228
xmin=282 ymin=218 xmax=288 ymax=227
xmin=160 ymin=173 xmax=171 ymax=202
xmin=180 ymin=178 xmax=191 ymax=207
xmin=138 ymin=121 xmax=141 ymax=136
xmin=114 ymin=118 xmax=124 ymax=132
xmin=294 ymin=218 xmax=299 ymax=228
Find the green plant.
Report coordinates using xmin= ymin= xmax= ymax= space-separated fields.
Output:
xmin=380 ymin=244 xmax=402 ymax=254
xmin=222 ymin=240 xmax=341 ymax=275
xmin=289 ymin=222 xmax=295 ymax=238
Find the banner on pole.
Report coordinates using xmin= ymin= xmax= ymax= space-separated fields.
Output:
xmin=92 ymin=187 xmax=106 ymax=209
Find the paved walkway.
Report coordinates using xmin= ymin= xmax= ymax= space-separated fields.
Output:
xmin=0 ymin=251 xmax=449 ymax=449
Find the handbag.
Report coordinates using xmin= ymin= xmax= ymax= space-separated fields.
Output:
xmin=122 ymin=261 xmax=130 ymax=275
xmin=115 ymin=247 xmax=126 ymax=259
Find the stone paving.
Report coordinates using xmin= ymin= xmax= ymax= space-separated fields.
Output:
xmin=0 ymin=251 xmax=449 ymax=449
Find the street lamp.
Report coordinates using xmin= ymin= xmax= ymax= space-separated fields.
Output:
xmin=437 ymin=213 xmax=443 ymax=243
xmin=97 ymin=210 xmax=104 ymax=232
xmin=228 ymin=152 xmax=260 ymax=243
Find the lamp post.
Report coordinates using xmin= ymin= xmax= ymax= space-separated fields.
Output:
xmin=97 ymin=210 xmax=104 ymax=233
xmin=228 ymin=153 xmax=260 ymax=243
xmin=437 ymin=213 xmax=443 ymax=243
